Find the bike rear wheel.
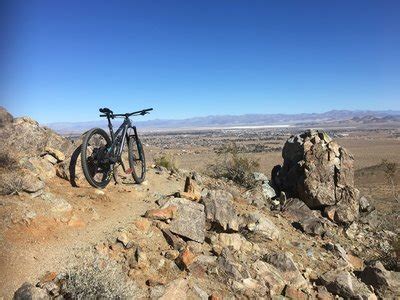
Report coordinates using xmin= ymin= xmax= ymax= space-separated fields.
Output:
xmin=128 ymin=136 xmax=146 ymax=183
xmin=81 ymin=128 xmax=113 ymax=189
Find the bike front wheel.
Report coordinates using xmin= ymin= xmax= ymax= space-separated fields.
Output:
xmin=81 ymin=128 xmax=113 ymax=189
xmin=128 ymin=136 xmax=146 ymax=184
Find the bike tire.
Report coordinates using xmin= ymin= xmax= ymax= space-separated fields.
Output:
xmin=128 ymin=136 xmax=146 ymax=184
xmin=81 ymin=128 xmax=112 ymax=189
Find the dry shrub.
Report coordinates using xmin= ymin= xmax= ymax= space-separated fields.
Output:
xmin=381 ymin=159 xmax=399 ymax=202
xmin=208 ymin=142 xmax=259 ymax=188
xmin=0 ymin=172 xmax=24 ymax=195
xmin=154 ymin=154 xmax=177 ymax=171
xmin=0 ymin=152 xmax=24 ymax=195
xmin=62 ymin=254 xmax=140 ymax=299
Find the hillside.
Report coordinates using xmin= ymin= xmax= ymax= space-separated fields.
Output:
xmin=0 ymin=107 xmax=399 ymax=299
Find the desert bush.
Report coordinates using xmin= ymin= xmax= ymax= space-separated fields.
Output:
xmin=154 ymin=154 xmax=177 ymax=171
xmin=0 ymin=172 xmax=24 ymax=195
xmin=381 ymin=159 xmax=399 ymax=202
xmin=0 ymin=153 xmax=24 ymax=195
xmin=208 ymin=142 xmax=259 ymax=188
xmin=62 ymin=254 xmax=139 ymax=299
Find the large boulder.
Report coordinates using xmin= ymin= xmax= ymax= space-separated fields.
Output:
xmin=273 ymin=129 xmax=359 ymax=224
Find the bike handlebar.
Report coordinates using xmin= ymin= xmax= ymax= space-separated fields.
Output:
xmin=99 ymin=108 xmax=153 ymax=118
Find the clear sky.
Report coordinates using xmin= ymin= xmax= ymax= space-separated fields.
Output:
xmin=1 ymin=0 xmax=399 ymax=123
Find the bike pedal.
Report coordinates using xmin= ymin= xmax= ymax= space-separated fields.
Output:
xmin=125 ymin=168 xmax=133 ymax=174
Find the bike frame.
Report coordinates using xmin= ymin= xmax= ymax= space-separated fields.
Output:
xmin=105 ymin=116 xmax=140 ymax=162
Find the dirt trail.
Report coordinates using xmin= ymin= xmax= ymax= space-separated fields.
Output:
xmin=0 ymin=170 xmax=183 ymax=298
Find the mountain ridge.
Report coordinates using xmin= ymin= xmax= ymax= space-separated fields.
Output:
xmin=45 ymin=109 xmax=400 ymax=133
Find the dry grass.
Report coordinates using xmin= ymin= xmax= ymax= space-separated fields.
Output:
xmin=154 ymin=154 xmax=177 ymax=171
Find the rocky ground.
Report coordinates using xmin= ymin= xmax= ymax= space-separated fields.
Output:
xmin=0 ymin=107 xmax=399 ymax=299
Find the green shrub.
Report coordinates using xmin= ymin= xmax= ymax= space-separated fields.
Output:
xmin=208 ymin=142 xmax=259 ymax=188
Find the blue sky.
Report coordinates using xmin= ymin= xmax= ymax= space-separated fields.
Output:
xmin=1 ymin=0 xmax=399 ymax=123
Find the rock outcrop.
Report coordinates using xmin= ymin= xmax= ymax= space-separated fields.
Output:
xmin=273 ymin=129 xmax=360 ymax=224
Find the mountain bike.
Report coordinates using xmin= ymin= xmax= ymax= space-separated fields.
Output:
xmin=81 ymin=107 xmax=153 ymax=189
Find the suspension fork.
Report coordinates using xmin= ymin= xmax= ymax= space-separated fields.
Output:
xmin=129 ymin=126 xmax=143 ymax=160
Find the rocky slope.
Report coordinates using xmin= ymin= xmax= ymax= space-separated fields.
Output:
xmin=1 ymin=107 xmax=399 ymax=299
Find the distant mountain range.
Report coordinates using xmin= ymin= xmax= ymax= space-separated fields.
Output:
xmin=46 ymin=110 xmax=400 ymax=134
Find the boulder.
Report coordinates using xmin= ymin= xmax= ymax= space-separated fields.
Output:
xmin=252 ymin=260 xmax=286 ymax=295
xmin=202 ymin=190 xmax=239 ymax=231
xmin=359 ymin=261 xmax=400 ymax=298
xmin=263 ymin=252 xmax=308 ymax=288
xmin=162 ymin=198 xmax=206 ymax=243
xmin=273 ymin=130 xmax=359 ymax=224
xmin=319 ymin=270 xmax=377 ymax=299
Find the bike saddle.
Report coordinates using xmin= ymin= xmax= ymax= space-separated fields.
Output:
xmin=99 ymin=107 xmax=113 ymax=114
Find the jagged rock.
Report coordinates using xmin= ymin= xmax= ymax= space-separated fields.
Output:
xmin=253 ymin=172 xmax=269 ymax=182
xmin=211 ymin=233 xmax=253 ymax=255
xmin=217 ymin=248 xmax=250 ymax=281
xmin=161 ymin=228 xmax=186 ymax=250
xmin=359 ymin=196 xmax=372 ymax=212
xmin=176 ymin=247 xmax=196 ymax=270
xmin=22 ymin=173 xmax=45 ymax=193
xmin=319 ymin=270 xmax=377 ymax=299
xmin=359 ymin=210 xmax=379 ymax=228
xmin=359 ymin=261 xmax=400 ymax=298
xmin=162 ymin=198 xmax=206 ymax=243
xmin=261 ymin=181 xmax=276 ymax=199
xmin=282 ymin=198 xmax=326 ymax=236
xmin=0 ymin=115 xmax=73 ymax=158
xmin=264 ymin=252 xmax=308 ymax=288
xmin=13 ymin=282 xmax=50 ymax=300
xmin=44 ymin=146 xmax=65 ymax=162
xmin=202 ymin=190 xmax=239 ymax=231
xmin=243 ymin=212 xmax=280 ymax=241
xmin=42 ymin=154 xmax=58 ymax=165
xmin=116 ymin=232 xmax=133 ymax=249
xmin=0 ymin=106 xmax=13 ymax=126
xmin=20 ymin=157 xmax=55 ymax=179
xmin=181 ymin=176 xmax=201 ymax=201
xmin=128 ymin=246 xmax=149 ymax=269
xmin=252 ymin=260 xmax=286 ymax=295
xmin=144 ymin=206 xmax=177 ymax=220
xmin=55 ymin=137 xmax=84 ymax=186
xmin=273 ymin=129 xmax=359 ymax=224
